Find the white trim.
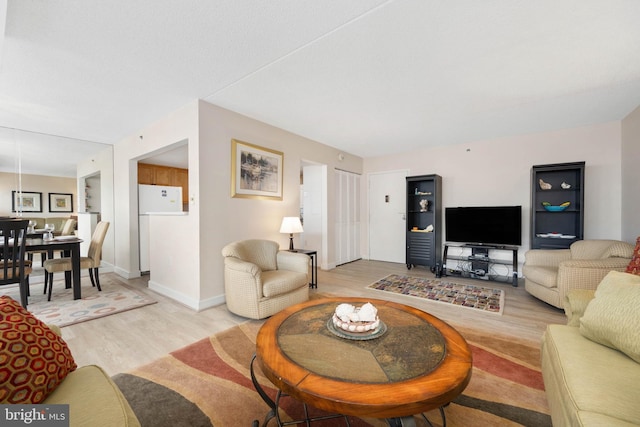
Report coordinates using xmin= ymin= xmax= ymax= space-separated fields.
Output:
xmin=148 ymin=279 xmax=226 ymax=311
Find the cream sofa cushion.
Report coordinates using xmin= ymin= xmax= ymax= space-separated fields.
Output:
xmin=563 ymin=289 xmax=596 ymax=327
xmin=45 ymin=365 xmax=140 ymax=427
xmin=542 ymin=325 xmax=640 ymax=426
xmin=580 ymin=271 xmax=640 ymax=363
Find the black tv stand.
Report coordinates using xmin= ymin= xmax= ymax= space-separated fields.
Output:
xmin=442 ymin=243 xmax=519 ymax=287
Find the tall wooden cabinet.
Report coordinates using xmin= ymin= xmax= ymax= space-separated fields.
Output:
xmin=406 ymin=174 xmax=442 ymax=272
xmin=530 ymin=161 xmax=585 ymax=249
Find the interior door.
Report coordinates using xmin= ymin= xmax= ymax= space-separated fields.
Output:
xmin=335 ymin=169 xmax=361 ymax=266
xmin=368 ymin=170 xmax=408 ymax=263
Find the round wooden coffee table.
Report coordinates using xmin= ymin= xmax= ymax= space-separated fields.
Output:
xmin=252 ymin=297 xmax=472 ymax=426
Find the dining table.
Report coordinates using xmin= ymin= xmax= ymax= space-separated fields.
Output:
xmin=21 ymin=236 xmax=83 ymax=307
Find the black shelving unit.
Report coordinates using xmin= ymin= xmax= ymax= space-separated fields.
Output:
xmin=442 ymin=243 xmax=519 ymax=286
xmin=531 ymin=161 xmax=585 ymax=249
xmin=406 ymin=174 xmax=442 ymax=273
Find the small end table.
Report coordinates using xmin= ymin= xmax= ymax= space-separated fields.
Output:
xmin=288 ymin=249 xmax=317 ymax=288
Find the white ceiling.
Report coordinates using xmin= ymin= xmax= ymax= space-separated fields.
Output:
xmin=2 ymin=0 xmax=640 ymax=177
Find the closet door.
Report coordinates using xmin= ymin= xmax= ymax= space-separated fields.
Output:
xmin=335 ymin=169 xmax=361 ymax=266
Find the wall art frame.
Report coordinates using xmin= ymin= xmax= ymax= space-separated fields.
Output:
xmin=231 ymin=139 xmax=283 ymax=200
xmin=11 ymin=191 xmax=43 ymax=213
xmin=49 ymin=193 xmax=73 ymax=213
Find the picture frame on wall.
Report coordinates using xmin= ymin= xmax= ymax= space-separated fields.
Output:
xmin=48 ymin=193 xmax=73 ymax=213
xmin=231 ymin=139 xmax=283 ymax=200
xmin=11 ymin=191 xmax=43 ymax=213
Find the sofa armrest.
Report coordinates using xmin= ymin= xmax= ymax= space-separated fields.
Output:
xmin=564 ymin=289 xmax=596 ymax=326
xmin=524 ymin=248 xmax=571 ymax=267
xmin=276 ymin=251 xmax=310 ymax=275
xmin=49 ymin=324 xmax=62 ymax=337
xmin=556 ymin=258 xmax=631 ymax=302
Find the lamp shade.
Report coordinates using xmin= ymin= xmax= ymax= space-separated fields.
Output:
xmin=279 ymin=217 xmax=303 ymax=234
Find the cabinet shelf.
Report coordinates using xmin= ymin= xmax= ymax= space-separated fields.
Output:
xmin=531 ymin=162 xmax=584 ymax=249
xmin=442 ymin=243 xmax=518 ymax=286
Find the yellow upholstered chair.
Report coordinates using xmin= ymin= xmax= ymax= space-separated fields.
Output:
xmin=523 ymin=239 xmax=634 ymax=308
xmin=43 ymin=221 xmax=109 ymax=301
xmin=221 ymin=239 xmax=310 ymax=319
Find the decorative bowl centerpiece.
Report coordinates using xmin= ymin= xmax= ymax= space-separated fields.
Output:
xmin=329 ymin=302 xmax=386 ymax=340
xmin=542 ymin=201 xmax=570 ymax=212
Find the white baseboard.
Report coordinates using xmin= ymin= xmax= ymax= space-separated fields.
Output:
xmin=148 ymin=279 xmax=226 ymax=312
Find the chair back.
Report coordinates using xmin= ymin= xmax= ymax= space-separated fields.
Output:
xmin=570 ymin=239 xmax=634 ymax=260
xmin=61 ymin=218 xmax=77 ymax=236
xmin=0 ymin=219 xmax=29 ymax=285
xmin=221 ymin=239 xmax=279 ymax=271
xmin=87 ymin=221 xmax=110 ymax=263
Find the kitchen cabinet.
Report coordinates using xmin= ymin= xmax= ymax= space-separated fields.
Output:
xmin=138 ymin=163 xmax=189 ymax=204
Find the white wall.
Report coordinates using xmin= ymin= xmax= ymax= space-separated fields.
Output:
xmin=622 ymin=105 xmax=640 ymax=243
xmin=76 ymin=146 xmax=115 ymax=268
xmin=0 ymin=171 xmax=76 ymax=218
xmin=110 ymin=100 xmax=363 ymax=310
xmin=362 ymin=121 xmax=625 ymax=265
xmin=112 ymin=100 xmax=200 ymax=309
xmin=197 ymin=101 xmax=362 ymax=303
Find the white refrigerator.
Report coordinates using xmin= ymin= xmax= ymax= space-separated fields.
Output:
xmin=139 ymin=184 xmax=183 ymax=272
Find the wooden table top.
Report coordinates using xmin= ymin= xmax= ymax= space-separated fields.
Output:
xmin=255 ymin=296 xmax=472 ymax=419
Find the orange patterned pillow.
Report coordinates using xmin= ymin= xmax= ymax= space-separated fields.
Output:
xmin=0 ymin=296 xmax=77 ymax=404
xmin=626 ymin=236 xmax=640 ymax=276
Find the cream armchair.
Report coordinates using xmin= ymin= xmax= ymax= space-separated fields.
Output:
xmin=222 ymin=239 xmax=310 ymax=319
xmin=523 ymin=239 xmax=634 ymax=308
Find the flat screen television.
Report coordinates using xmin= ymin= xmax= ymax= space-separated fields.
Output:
xmin=445 ymin=206 xmax=522 ymax=247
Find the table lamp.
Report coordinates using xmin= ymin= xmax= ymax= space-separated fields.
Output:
xmin=279 ymin=217 xmax=303 ymax=250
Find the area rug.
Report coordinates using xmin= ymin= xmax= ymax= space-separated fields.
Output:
xmin=112 ymin=320 xmax=551 ymax=427
xmin=367 ymin=274 xmax=504 ymax=314
xmin=0 ymin=278 xmax=156 ymax=327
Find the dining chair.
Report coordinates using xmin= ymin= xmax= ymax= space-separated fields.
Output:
xmin=1 ymin=219 xmax=33 ymax=307
xmin=29 ymin=218 xmax=77 ymax=269
xmin=59 ymin=218 xmax=77 ymax=236
xmin=43 ymin=221 xmax=109 ymax=301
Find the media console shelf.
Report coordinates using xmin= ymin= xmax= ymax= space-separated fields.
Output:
xmin=442 ymin=243 xmax=519 ymax=287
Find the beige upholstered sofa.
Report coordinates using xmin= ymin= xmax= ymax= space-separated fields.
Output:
xmin=541 ymin=271 xmax=640 ymax=426
xmin=23 ymin=216 xmax=76 ymax=233
xmin=523 ymin=239 xmax=634 ymax=308
xmin=221 ymin=239 xmax=310 ymax=319
xmin=46 ymin=324 xmax=140 ymax=426
xmin=0 ymin=297 xmax=140 ymax=427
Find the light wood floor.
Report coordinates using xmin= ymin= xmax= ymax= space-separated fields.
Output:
xmin=60 ymin=260 xmax=566 ymax=376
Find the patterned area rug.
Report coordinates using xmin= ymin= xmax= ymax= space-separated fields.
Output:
xmin=113 ymin=320 xmax=551 ymax=427
xmin=0 ymin=276 xmax=156 ymax=327
xmin=367 ymin=274 xmax=504 ymax=314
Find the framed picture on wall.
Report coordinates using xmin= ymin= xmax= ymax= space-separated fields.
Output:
xmin=48 ymin=193 xmax=74 ymax=213
xmin=231 ymin=139 xmax=283 ymax=200
xmin=11 ymin=191 xmax=43 ymax=213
